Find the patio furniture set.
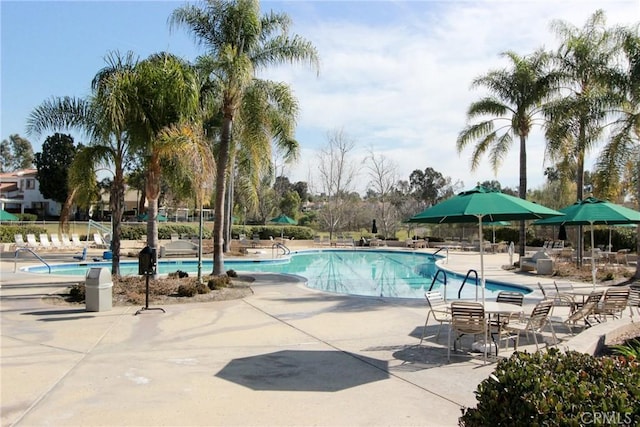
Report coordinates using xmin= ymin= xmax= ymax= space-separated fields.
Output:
xmin=420 ymin=283 xmax=638 ymax=363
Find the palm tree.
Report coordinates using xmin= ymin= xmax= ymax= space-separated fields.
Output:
xmin=169 ymin=0 xmax=319 ymax=275
xmin=27 ymin=51 xmax=139 ymax=275
xmin=596 ymin=24 xmax=640 ymax=278
xmin=456 ymin=49 xmax=555 ymax=257
xmin=125 ymin=52 xmax=200 ymax=252
xmin=545 ymin=10 xmax=622 ymax=264
xmin=545 ymin=10 xmax=621 ymax=201
xmin=157 ymin=122 xmax=216 ymax=282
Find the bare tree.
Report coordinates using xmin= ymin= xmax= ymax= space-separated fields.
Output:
xmin=316 ymin=129 xmax=358 ymax=239
xmin=365 ymin=148 xmax=399 ymax=238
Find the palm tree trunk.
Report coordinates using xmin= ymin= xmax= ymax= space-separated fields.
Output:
xmin=518 ymin=135 xmax=527 ymax=257
xmin=213 ymin=115 xmax=232 ymax=275
xmin=110 ymin=167 xmax=125 ymax=276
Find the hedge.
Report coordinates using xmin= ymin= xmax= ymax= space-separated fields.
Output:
xmin=460 ymin=349 xmax=639 ymax=426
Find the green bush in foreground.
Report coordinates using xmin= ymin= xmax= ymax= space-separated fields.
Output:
xmin=459 ymin=348 xmax=639 ymax=426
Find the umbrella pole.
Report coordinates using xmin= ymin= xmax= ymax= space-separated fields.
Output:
xmin=478 ymin=217 xmax=485 ymax=304
xmin=591 ymin=223 xmax=596 ymax=289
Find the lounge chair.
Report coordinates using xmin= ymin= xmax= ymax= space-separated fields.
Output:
xmin=14 ymin=234 xmax=27 ymax=249
xmin=61 ymin=234 xmax=77 ymax=248
xmin=501 ymin=300 xmax=556 ymax=351
xmin=93 ymin=233 xmax=108 ymax=249
xmin=420 ymin=290 xmax=451 ymax=343
xmin=49 ymin=234 xmax=66 ymax=250
xmin=448 ymin=301 xmax=488 ymax=363
xmin=71 ymin=233 xmax=84 ymax=248
xmin=26 ymin=234 xmax=40 ymax=249
xmin=39 ymin=234 xmax=53 ymax=250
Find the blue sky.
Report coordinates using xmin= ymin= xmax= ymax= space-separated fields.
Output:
xmin=2 ymin=0 xmax=639 ymax=194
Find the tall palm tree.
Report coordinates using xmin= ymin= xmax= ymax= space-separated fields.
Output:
xmin=169 ymin=0 xmax=319 ymax=275
xmin=545 ymin=10 xmax=622 ymax=265
xmin=545 ymin=10 xmax=621 ymax=201
xmin=596 ymin=24 xmax=640 ymax=278
xmin=456 ymin=49 xmax=555 ymax=257
xmin=27 ymin=51 xmax=139 ymax=275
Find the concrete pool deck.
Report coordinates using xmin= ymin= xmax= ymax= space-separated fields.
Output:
xmin=1 ymin=246 xmax=636 ymax=426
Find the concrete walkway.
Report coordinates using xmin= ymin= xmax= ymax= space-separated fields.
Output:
xmin=0 ymin=248 xmax=632 ymax=426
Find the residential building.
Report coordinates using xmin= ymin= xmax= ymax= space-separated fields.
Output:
xmin=0 ymin=169 xmax=61 ymax=217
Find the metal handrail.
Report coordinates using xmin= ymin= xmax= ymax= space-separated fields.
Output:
xmin=272 ymin=243 xmax=290 ymax=257
xmin=427 ymin=269 xmax=448 ymax=301
xmin=13 ymin=248 xmax=51 ymax=273
xmin=432 ymin=246 xmax=449 ymax=262
xmin=457 ymin=269 xmax=479 ymax=300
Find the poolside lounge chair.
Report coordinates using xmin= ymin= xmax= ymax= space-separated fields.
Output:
xmin=49 ymin=234 xmax=66 ymax=250
xmin=26 ymin=234 xmax=40 ymax=249
xmin=448 ymin=301 xmax=488 ymax=363
xmin=61 ymin=234 xmax=77 ymax=249
xmin=71 ymin=233 xmax=84 ymax=248
xmin=14 ymin=234 xmax=27 ymax=249
xmin=502 ymin=299 xmax=556 ymax=351
xmin=93 ymin=233 xmax=108 ymax=249
xmin=39 ymin=234 xmax=53 ymax=250
xmin=420 ymin=291 xmax=451 ymax=343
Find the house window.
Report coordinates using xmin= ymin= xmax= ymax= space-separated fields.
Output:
xmin=26 ymin=179 xmax=35 ymax=190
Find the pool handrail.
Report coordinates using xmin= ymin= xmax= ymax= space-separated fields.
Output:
xmin=432 ymin=246 xmax=448 ymax=262
xmin=272 ymin=242 xmax=290 ymax=256
xmin=14 ymin=248 xmax=51 ymax=274
xmin=427 ymin=269 xmax=448 ymax=301
xmin=457 ymin=269 xmax=479 ymax=300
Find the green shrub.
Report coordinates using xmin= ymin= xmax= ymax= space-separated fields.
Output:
xmin=226 ymin=269 xmax=238 ymax=278
xmin=177 ymin=284 xmax=197 ymax=297
xmin=207 ymin=275 xmax=231 ymax=290
xmin=460 ymin=349 xmax=640 ymax=426
xmin=611 ymin=338 xmax=640 ymax=359
xmin=0 ymin=225 xmax=49 ymax=243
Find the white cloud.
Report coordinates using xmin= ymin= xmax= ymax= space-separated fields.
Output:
xmin=261 ymin=1 xmax=639 ymax=194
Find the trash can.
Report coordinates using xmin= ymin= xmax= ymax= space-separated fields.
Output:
xmin=85 ymin=267 xmax=113 ymax=312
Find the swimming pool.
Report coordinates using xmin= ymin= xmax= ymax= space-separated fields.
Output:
xmin=23 ymin=249 xmax=531 ymax=300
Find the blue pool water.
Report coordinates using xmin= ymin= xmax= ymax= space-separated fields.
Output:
xmin=23 ymin=249 xmax=531 ymax=300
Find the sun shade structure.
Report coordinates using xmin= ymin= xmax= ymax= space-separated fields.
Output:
xmin=408 ymin=186 xmax=564 ymax=302
xmin=0 ymin=210 xmax=19 ymax=221
xmin=534 ymin=197 xmax=640 ymax=287
xmin=268 ymin=214 xmax=297 ymax=225
xmin=138 ymin=213 xmax=168 ymax=222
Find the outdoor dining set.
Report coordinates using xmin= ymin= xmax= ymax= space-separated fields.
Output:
xmin=419 ymin=282 xmax=640 ymax=364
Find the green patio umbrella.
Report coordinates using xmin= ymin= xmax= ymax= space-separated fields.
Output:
xmin=0 ymin=210 xmax=19 ymax=221
xmin=269 ymin=214 xmax=297 ymax=238
xmin=534 ymin=197 xmax=640 ymax=287
xmin=408 ymin=186 xmax=564 ymax=302
xmin=269 ymin=214 xmax=297 ymax=225
xmin=138 ymin=213 xmax=168 ymax=222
